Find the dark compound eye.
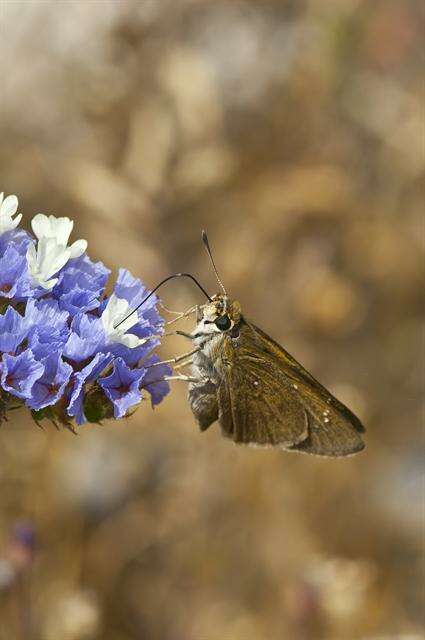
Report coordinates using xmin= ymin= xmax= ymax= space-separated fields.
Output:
xmin=215 ymin=315 xmax=232 ymax=331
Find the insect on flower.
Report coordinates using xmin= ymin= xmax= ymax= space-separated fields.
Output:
xmin=118 ymin=232 xmax=365 ymax=456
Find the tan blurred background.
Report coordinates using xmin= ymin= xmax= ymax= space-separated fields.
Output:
xmin=0 ymin=1 xmax=424 ymax=638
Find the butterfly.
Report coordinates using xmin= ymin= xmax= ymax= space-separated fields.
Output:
xmin=117 ymin=232 xmax=365 ymax=456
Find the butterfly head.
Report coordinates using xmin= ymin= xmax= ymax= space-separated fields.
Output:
xmin=197 ymin=231 xmax=242 ymax=334
xmin=197 ymin=294 xmax=242 ymax=334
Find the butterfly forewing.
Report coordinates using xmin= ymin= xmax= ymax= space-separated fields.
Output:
xmin=249 ymin=323 xmax=365 ymax=433
xmin=216 ymin=319 xmax=365 ymax=456
xmin=217 ymin=350 xmax=308 ymax=446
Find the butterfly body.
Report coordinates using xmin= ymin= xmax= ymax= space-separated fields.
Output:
xmin=188 ymin=294 xmax=365 ymax=456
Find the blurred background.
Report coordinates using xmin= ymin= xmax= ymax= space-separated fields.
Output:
xmin=0 ymin=0 xmax=423 ymax=638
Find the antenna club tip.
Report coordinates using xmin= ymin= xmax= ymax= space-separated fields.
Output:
xmin=200 ymin=230 xmax=227 ymax=296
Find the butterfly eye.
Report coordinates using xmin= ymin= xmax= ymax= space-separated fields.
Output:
xmin=215 ymin=315 xmax=232 ymax=331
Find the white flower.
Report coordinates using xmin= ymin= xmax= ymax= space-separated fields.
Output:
xmin=0 ymin=192 xmax=22 ymax=235
xmin=31 ymin=213 xmax=87 ymax=259
xmin=101 ymin=294 xmax=149 ymax=349
xmin=27 ymin=238 xmax=73 ymax=290
xmin=27 ymin=213 xmax=88 ymax=289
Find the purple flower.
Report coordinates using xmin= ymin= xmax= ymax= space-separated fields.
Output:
xmin=54 ymin=254 xmax=110 ymax=315
xmin=26 ymin=353 xmax=72 ymax=410
xmin=23 ymin=299 xmax=70 ymax=359
xmin=141 ymin=355 xmax=171 ymax=406
xmin=0 ymin=196 xmax=170 ymax=429
xmin=95 ymin=269 xmax=165 ymax=367
xmin=1 ymin=351 xmax=44 ymax=400
xmin=67 ymin=352 xmax=113 ymax=425
xmin=102 ymin=335 xmax=161 ymax=368
xmin=99 ymin=357 xmax=145 ymax=418
xmin=27 ymin=327 xmax=69 ymax=361
xmin=64 ymin=313 xmax=104 ymax=362
xmin=97 ymin=291 xmax=160 ymax=366
xmin=0 ymin=307 xmax=28 ymax=355
xmin=56 ymin=288 xmax=98 ymax=317
xmin=0 ymin=245 xmax=31 ymax=299
xmin=0 ymin=229 xmax=32 ymax=257
xmin=24 ymin=298 xmax=70 ymax=331
xmin=113 ymin=268 xmax=164 ymax=339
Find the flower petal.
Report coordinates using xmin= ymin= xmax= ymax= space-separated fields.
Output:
xmin=31 ymin=214 xmax=51 ymax=239
xmin=51 ymin=216 xmax=73 ymax=245
xmin=11 ymin=213 xmax=22 ymax=227
xmin=1 ymin=195 xmax=18 ymax=217
xmin=99 ymin=358 xmax=144 ymax=418
xmin=116 ymin=333 xmax=141 ymax=349
xmin=26 ymin=242 xmax=37 ymax=269
xmin=1 ymin=351 xmax=44 ymax=400
xmin=69 ymin=239 xmax=87 ymax=259
xmin=38 ymin=277 xmax=59 ymax=290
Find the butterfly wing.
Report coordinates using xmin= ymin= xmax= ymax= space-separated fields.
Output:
xmin=217 ymin=349 xmax=309 ymax=447
xmin=217 ymin=319 xmax=365 ymax=456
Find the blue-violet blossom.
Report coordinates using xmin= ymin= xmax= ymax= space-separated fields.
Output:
xmin=0 ymin=191 xmax=171 ymax=428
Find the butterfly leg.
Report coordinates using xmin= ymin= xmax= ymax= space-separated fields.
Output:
xmin=157 ymin=322 xmax=219 ymax=428
xmin=145 ymin=348 xmax=200 ymax=372
xmin=163 ymin=304 xmax=198 ymax=327
xmin=174 ymin=330 xmax=196 ymax=340
xmin=172 ymin=359 xmax=194 ymax=372
xmin=165 ymin=374 xmax=200 ymax=383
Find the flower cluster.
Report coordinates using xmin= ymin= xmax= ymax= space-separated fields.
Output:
xmin=0 ymin=191 xmax=171 ymax=429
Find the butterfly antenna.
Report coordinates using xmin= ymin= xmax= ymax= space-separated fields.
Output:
xmin=114 ymin=273 xmax=211 ymax=330
xmin=202 ymin=230 xmax=227 ymax=296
